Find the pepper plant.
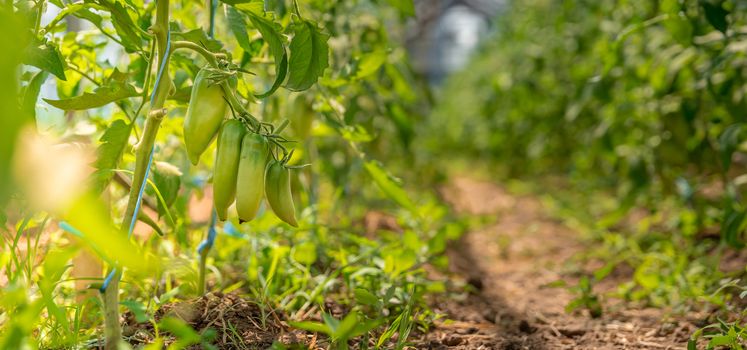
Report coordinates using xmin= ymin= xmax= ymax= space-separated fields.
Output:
xmin=3 ymin=0 xmax=440 ymax=347
xmin=20 ymin=0 xmax=332 ymax=346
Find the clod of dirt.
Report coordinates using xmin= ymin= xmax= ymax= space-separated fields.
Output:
xmin=428 ymin=339 xmax=449 ymax=349
xmin=518 ymin=319 xmax=535 ymax=334
xmin=441 ymin=334 xmax=463 ymax=346
xmin=123 ymin=292 xmax=298 ymax=349
xmin=558 ymin=327 xmax=586 ymax=338
xmin=467 ymin=276 xmax=483 ymax=291
xmin=500 ymin=339 xmax=523 ymax=350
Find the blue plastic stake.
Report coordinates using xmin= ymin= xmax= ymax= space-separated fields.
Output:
xmin=197 ymin=210 xmax=218 ymax=254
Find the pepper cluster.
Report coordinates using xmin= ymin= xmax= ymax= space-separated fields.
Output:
xmin=183 ymin=67 xmax=299 ymax=227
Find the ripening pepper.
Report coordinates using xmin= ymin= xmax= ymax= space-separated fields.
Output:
xmin=264 ymin=160 xmax=298 ymax=227
xmin=236 ymin=133 xmax=268 ymax=222
xmin=213 ymin=120 xmax=246 ymax=221
xmin=183 ymin=68 xmax=227 ymax=165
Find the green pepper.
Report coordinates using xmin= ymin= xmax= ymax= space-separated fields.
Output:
xmin=213 ymin=120 xmax=246 ymax=221
xmin=236 ymin=133 xmax=268 ymax=223
xmin=264 ymin=160 xmax=298 ymax=227
xmin=288 ymin=96 xmax=314 ymax=140
xmin=183 ymin=68 xmax=227 ymax=165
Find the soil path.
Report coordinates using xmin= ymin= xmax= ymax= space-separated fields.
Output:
xmin=417 ymin=177 xmax=697 ymax=349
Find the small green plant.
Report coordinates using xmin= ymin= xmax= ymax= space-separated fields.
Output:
xmin=289 ymin=312 xmax=382 ymax=350
xmin=548 ymin=276 xmax=602 ymax=318
xmin=689 ymin=320 xmax=747 ymax=350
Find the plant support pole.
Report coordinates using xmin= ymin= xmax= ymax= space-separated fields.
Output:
xmin=102 ymin=0 xmax=171 ymax=348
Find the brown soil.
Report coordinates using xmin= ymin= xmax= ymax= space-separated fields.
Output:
xmin=121 ymin=177 xmax=707 ymax=349
xmin=123 ymin=292 xmax=313 ymax=349
xmin=413 ymin=177 xmax=699 ymax=349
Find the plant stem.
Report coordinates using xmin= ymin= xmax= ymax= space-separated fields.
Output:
xmin=292 ymin=0 xmax=301 ymax=18
xmin=172 ymin=41 xmax=226 ymax=62
xmin=171 ymin=41 xmax=260 ymax=128
xmin=198 ymin=248 xmax=208 ymax=295
xmin=102 ymin=0 xmax=171 ymax=348
xmin=33 ymin=0 xmax=44 ymax=36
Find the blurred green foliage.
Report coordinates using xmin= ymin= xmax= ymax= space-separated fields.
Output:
xmin=0 ymin=0 xmax=457 ymax=347
xmin=419 ymin=0 xmax=747 ymax=344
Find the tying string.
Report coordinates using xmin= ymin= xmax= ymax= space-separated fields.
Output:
xmin=128 ymin=147 xmax=156 ymax=239
xmin=150 ymin=29 xmax=172 ymax=105
xmin=197 ymin=209 xmax=218 ymax=254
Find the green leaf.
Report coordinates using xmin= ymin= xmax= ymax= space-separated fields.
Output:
xmin=44 ymin=81 xmax=139 ymax=110
xmin=22 ymin=71 xmax=48 ymax=119
xmin=353 ymin=288 xmax=379 ymax=306
xmin=44 ymin=3 xmax=100 ymax=31
xmin=354 ymin=50 xmax=387 ymax=79
xmin=73 ymin=7 xmax=104 ymax=27
xmin=151 ymin=161 xmax=181 ymax=218
xmin=701 ymin=1 xmax=729 ymax=33
xmin=363 ymin=160 xmax=416 ymax=212
xmin=722 ymin=201 xmax=746 ymax=249
xmin=383 ymin=248 xmax=417 ymax=276
xmin=385 ymin=0 xmax=415 ymax=16
xmin=660 ymin=0 xmax=681 ymax=13
xmin=332 ymin=312 xmax=359 ymax=341
xmin=288 ymin=320 xmax=331 ymax=335
xmin=285 ymin=20 xmax=329 ymax=91
xmin=322 ymin=313 xmax=340 ymax=332
xmin=663 ymin=15 xmax=693 ymax=45
xmin=377 ymin=310 xmax=403 ymax=347
xmin=340 ymin=125 xmax=373 ymax=143
xmin=245 ymin=11 xmax=285 ymax=64
xmin=172 ymin=28 xmax=224 ymax=53
xmin=39 ymin=248 xmax=77 ymax=332
xmin=137 ymin=211 xmax=164 ymax=236
xmin=227 ymin=6 xmax=254 ymax=53
xmin=354 ymin=318 xmax=384 ymax=340
xmin=256 ymin=51 xmax=288 ymax=98
xmin=121 ymin=300 xmax=149 ymax=323
xmin=64 ymin=194 xmax=156 ymax=272
xmin=243 ymin=10 xmax=288 ymax=97
xmin=221 ymin=0 xmax=262 ymax=9
xmin=95 ymin=0 xmax=143 ymax=52
xmin=92 ymin=119 xmax=132 ymax=193
xmin=23 ymin=43 xmax=66 ymax=80
xmin=719 ymin=123 xmax=742 ymax=172
xmin=158 ymin=317 xmax=201 ymax=347
xmin=707 ymin=334 xmax=734 ymax=347
xmin=387 ymin=103 xmax=415 ymax=147
xmin=292 ymin=241 xmax=317 ymax=265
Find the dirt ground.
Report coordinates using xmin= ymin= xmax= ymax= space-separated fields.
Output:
xmin=120 ymin=177 xmax=704 ymax=349
xmin=412 ymin=177 xmax=699 ymax=349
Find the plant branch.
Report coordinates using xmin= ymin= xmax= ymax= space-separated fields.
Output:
xmin=170 ymin=42 xmax=260 ymax=129
xmin=292 ymin=0 xmax=301 ymax=18
xmin=102 ymin=0 xmax=171 ymax=348
xmin=171 ymin=40 xmax=225 ymax=64
xmin=34 ymin=0 xmax=44 ymax=36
